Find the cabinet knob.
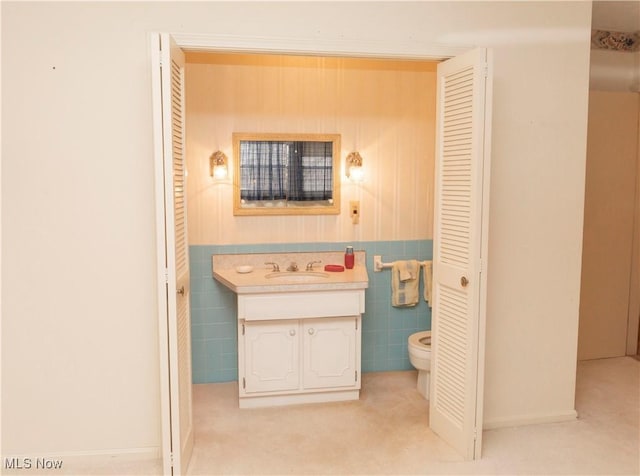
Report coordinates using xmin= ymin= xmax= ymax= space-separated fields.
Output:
xmin=308 ymin=328 xmax=315 ymax=335
xmin=289 ymin=329 xmax=296 ymax=336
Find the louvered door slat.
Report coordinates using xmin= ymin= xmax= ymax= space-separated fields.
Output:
xmin=430 ymin=48 xmax=491 ymax=461
xmin=169 ymin=52 xmax=193 ymax=469
xmin=155 ymin=33 xmax=193 ymax=475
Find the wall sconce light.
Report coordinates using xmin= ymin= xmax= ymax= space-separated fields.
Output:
xmin=210 ymin=151 xmax=228 ymax=180
xmin=345 ymin=151 xmax=364 ymax=182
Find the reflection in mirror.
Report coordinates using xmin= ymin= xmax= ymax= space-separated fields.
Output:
xmin=233 ymin=133 xmax=341 ymax=216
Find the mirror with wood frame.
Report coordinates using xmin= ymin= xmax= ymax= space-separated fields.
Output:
xmin=233 ymin=133 xmax=341 ymax=216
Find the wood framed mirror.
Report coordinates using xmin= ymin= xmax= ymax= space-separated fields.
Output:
xmin=233 ymin=133 xmax=341 ymax=216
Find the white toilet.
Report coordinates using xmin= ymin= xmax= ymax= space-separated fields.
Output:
xmin=408 ymin=330 xmax=431 ymax=399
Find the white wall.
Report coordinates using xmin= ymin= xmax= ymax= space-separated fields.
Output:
xmin=578 ymin=91 xmax=639 ymax=360
xmin=2 ymin=1 xmax=591 ymax=458
xmin=2 ymin=2 xmax=163 ymax=457
xmin=630 ymin=106 xmax=640 ymax=355
xmin=588 ymin=47 xmax=640 ymax=356
xmin=590 ymin=49 xmax=640 ymax=92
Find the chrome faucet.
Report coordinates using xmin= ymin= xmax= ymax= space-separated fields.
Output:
xmin=264 ymin=261 xmax=280 ymax=272
xmin=287 ymin=262 xmax=299 ymax=272
xmin=306 ymin=260 xmax=322 ymax=271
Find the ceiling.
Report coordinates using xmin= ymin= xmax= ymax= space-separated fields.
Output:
xmin=592 ymin=1 xmax=640 ymax=32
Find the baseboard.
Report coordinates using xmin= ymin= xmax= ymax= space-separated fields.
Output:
xmin=483 ymin=410 xmax=578 ymax=430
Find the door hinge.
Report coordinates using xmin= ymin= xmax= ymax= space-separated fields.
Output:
xmin=242 ymin=377 xmax=246 ymax=389
xmin=355 ymin=370 xmax=358 ymax=382
xmin=169 ymin=451 xmax=174 ymax=467
xmin=483 ymin=63 xmax=488 ymax=78
xmin=242 ymin=323 xmax=245 ymax=335
xmin=355 ymin=318 xmax=358 ymax=330
xmin=164 ymin=268 xmax=169 ymax=284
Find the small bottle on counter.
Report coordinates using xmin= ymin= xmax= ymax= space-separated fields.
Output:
xmin=344 ymin=246 xmax=355 ymax=269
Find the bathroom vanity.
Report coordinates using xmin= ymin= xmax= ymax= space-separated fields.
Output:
xmin=213 ymin=251 xmax=368 ymax=408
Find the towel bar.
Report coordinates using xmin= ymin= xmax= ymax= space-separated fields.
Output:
xmin=373 ymin=255 xmax=431 ymax=272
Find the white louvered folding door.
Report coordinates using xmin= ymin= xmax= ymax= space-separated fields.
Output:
xmin=430 ymin=48 xmax=492 ymax=461
xmin=152 ymin=33 xmax=194 ymax=476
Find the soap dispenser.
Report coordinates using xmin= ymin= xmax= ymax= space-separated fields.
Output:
xmin=344 ymin=246 xmax=355 ymax=269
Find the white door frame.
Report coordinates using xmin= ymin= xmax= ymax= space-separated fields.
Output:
xmin=153 ymin=31 xmax=483 ymax=470
xmin=170 ymin=33 xmax=466 ymax=60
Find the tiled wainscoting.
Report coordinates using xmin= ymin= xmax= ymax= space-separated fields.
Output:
xmin=189 ymin=240 xmax=433 ymax=383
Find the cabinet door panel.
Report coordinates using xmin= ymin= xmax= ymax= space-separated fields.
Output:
xmin=303 ymin=317 xmax=357 ymax=389
xmin=244 ymin=320 xmax=299 ymax=393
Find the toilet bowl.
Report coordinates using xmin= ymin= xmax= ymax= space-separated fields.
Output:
xmin=408 ymin=331 xmax=431 ymax=399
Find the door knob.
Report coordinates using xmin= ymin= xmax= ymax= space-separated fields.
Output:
xmin=289 ymin=329 xmax=296 ymax=336
xmin=460 ymin=276 xmax=469 ymax=287
xmin=308 ymin=328 xmax=315 ymax=335
xmin=177 ymin=285 xmax=185 ymax=295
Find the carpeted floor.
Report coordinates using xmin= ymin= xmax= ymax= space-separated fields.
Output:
xmin=186 ymin=356 xmax=639 ymax=475
xmin=5 ymin=357 xmax=636 ymax=475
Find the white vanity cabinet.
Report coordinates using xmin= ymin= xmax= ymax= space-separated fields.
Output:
xmin=237 ymin=290 xmax=364 ymax=408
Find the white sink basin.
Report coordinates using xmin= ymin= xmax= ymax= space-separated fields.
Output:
xmin=265 ymin=271 xmax=330 ymax=281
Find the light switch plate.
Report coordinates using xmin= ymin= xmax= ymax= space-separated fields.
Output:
xmin=350 ymin=201 xmax=360 ymax=224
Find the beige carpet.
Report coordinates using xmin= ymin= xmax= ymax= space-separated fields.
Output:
xmin=187 ymin=356 xmax=639 ymax=475
xmin=4 ymin=357 xmax=636 ymax=475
